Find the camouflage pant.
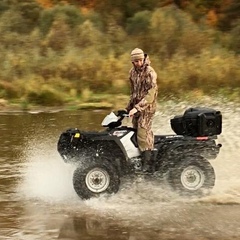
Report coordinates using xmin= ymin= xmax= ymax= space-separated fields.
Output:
xmin=132 ymin=111 xmax=154 ymax=152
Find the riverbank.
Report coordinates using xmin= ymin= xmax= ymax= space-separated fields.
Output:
xmin=0 ymin=93 xmax=239 ymax=114
xmin=0 ymin=94 xmax=129 ymax=113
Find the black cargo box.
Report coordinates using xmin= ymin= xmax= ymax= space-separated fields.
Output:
xmin=170 ymin=115 xmax=187 ymax=135
xmin=170 ymin=107 xmax=222 ymax=137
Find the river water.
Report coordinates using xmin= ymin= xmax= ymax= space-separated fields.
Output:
xmin=0 ymin=102 xmax=240 ymax=240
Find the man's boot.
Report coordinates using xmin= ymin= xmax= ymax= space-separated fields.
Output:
xmin=142 ymin=150 xmax=152 ymax=173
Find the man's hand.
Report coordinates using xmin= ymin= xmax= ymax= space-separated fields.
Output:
xmin=129 ymin=108 xmax=138 ymax=117
xmin=117 ymin=109 xmax=128 ymax=117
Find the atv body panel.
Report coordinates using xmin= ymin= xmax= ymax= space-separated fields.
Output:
xmin=58 ymin=127 xmax=221 ymax=174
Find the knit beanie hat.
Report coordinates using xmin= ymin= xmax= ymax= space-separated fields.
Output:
xmin=131 ymin=48 xmax=144 ymax=61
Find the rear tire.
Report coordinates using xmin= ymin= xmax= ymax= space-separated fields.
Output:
xmin=167 ymin=156 xmax=215 ymax=197
xmin=73 ymin=158 xmax=120 ymax=200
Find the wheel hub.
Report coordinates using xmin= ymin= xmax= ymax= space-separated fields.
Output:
xmin=86 ymin=168 xmax=110 ymax=193
xmin=181 ymin=166 xmax=205 ymax=190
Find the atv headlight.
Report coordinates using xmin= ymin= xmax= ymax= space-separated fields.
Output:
xmin=74 ymin=132 xmax=80 ymax=138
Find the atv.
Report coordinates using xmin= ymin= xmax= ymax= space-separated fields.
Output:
xmin=57 ymin=107 xmax=222 ymax=200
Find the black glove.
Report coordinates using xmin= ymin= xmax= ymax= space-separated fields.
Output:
xmin=117 ymin=109 xmax=128 ymax=117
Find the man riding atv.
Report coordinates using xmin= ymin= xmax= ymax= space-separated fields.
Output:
xmin=122 ymin=48 xmax=158 ymax=172
xmin=57 ymin=107 xmax=222 ymax=200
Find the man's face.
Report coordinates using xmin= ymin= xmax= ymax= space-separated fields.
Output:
xmin=132 ymin=59 xmax=144 ymax=69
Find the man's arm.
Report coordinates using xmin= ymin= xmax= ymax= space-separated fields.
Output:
xmin=134 ymin=70 xmax=158 ymax=112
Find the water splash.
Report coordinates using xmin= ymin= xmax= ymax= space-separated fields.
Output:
xmin=18 ymin=104 xmax=240 ymax=206
xmin=18 ymin=140 xmax=79 ymax=203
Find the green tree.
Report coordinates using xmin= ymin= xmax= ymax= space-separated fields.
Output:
xmin=0 ymin=0 xmax=11 ymax=15
xmin=9 ymin=0 xmax=42 ymax=34
xmin=39 ymin=5 xmax=84 ymax=36
xmin=126 ymin=10 xmax=151 ymax=35
xmin=147 ymin=6 xmax=209 ymax=57
xmin=218 ymin=0 xmax=240 ymax=31
xmin=228 ymin=20 xmax=240 ymax=54
xmin=74 ymin=20 xmax=103 ymax=49
xmin=45 ymin=16 xmax=71 ymax=52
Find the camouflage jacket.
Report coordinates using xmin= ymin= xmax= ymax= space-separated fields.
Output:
xmin=126 ymin=58 xmax=158 ymax=114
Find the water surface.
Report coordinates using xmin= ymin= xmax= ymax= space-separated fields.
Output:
xmin=0 ymin=104 xmax=240 ymax=240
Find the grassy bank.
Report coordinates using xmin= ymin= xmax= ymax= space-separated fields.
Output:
xmin=0 ymin=90 xmax=239 ymax=113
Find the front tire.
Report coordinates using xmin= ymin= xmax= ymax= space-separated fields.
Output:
xmin=73 ymin=158 xmax=120 ymax=200
xmin=167 ymin=156 xmax=215 ymax=197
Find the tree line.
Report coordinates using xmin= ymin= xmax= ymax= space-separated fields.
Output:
xmin=0 ymin=0 xmax=239 ymax=107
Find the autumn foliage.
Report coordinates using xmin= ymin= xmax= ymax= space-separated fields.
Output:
xmin=0 ymin=0 xmax=239 ymax=106
xmin=36 ymin=0 xmax=53 ymax=8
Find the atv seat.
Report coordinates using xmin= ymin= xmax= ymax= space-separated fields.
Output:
xmin=154 ymin=135 xmax=184 ymax=144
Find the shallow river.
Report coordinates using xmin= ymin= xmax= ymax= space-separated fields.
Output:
xmin=0 ymin=102 xmax=240 ymax=240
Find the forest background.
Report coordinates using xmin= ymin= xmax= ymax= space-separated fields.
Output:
xmin=0 ymin=0 xmax=239 ymax=110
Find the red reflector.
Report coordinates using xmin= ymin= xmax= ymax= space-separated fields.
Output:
xmin=196 ymin=136 xmax=208 ymax=140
